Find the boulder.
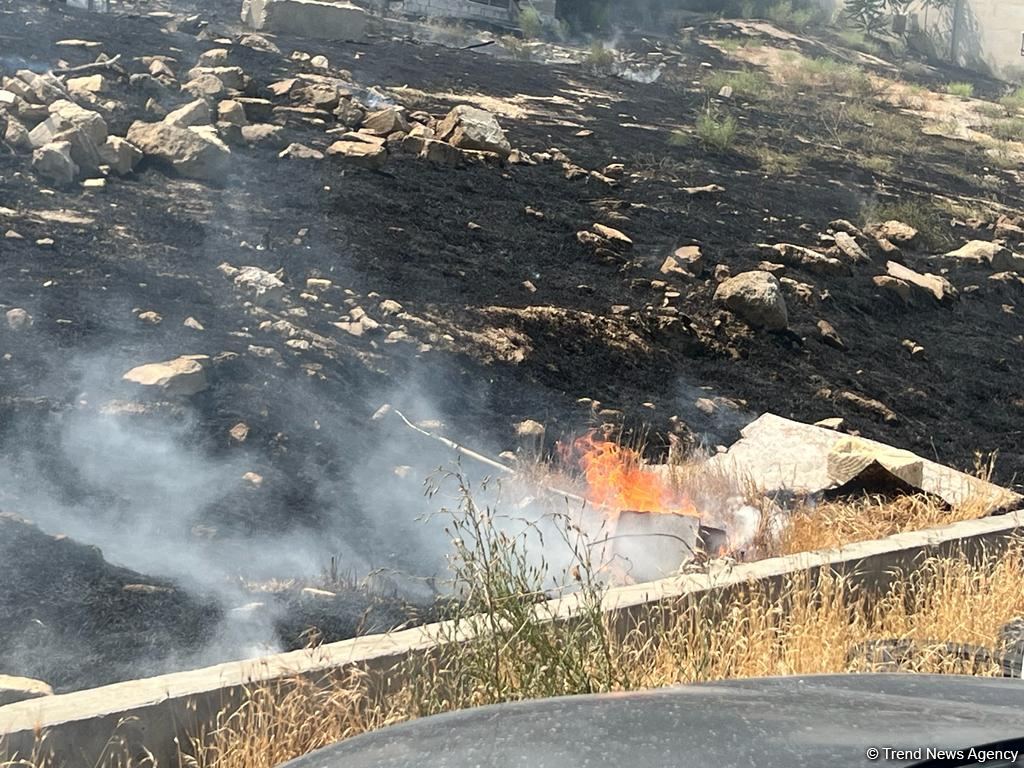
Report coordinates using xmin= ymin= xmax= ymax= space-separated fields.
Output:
xmin=884 ymin=261 xmax=955 ymax=303
xmin=713 ymin=271 xmax=788 ymax=330
xmin=66 ymin=74 xmax=107 ymax=94
xmin=163 ymin=99 xmax=212 ymax=127
xmin=218 ymin=99 xmax=248 ymax=126
xmin=182 ymin=74 xmax=227 ymax=101
xmin=832 ymin=231 xmax=869 ymax=263
xmin=241 ymin=123 xmax=286 ymax=148
xmin=333 ymin=99 xmax=365 ymax=128
xmin=6 ymin=308 xmax=33 ymax=331
xmin=767 ymin=242 xmax=847 ymax=275
xmin=122 ymin=355 xmax=210 ymax=396
xmin=436 ymin=105 xmax=512 ymax=157
xmin=14 ymin=70 xmax=67 ymax=104
xmin=944 ymin=240 xmax=1022 ymax=271
xmin=417 ymin=138 xmax=461 ymax=167
xmin=126 ymin=121 xmax=231 ymax=182
xmin=99 ymin=136 xmax=143 ymax=175
xmin=361 ymin=106 xmax=409 ymax=137
xmin=186 ymin=66 xmax=247 ymax=91
xmin=0 ymin=675 xmax=53 ymax=707
xmin=4 ymin=115 xmax=32 ymax=151
xmin=871 ymin=220 xmax=918 ymax=246
xmin=278 ymin=142 xmax=323 ymax=160
xmin=29 ymin=99 xmax=107 ymax=171
xmin=32 ymin=140 xmax=78 ymax=185
xmin=326 ymin=139 xmax=386 ymax=168
xmin=198 ymin=48 xmax=230 ymax=67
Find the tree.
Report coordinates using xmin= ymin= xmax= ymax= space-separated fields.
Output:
xmin=844 ymin=0 xmax=889 ymax=35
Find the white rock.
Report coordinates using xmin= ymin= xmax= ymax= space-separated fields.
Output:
xmin=126 ymin=120 xmax=231 ymax=182
xmin=233 ymin=265 xmax=286 ymax=306
xmin=713 ymin=271 xmax=788 ymax=330
xmin=98 ymin=136 xmax=143 ymax=175
xmin=5 ymin=308 xmax=33 ymax=330
xmin=436 ymin=105 xmax=511 ymax=157
xmin=164 ymin=99 xmax=212 ymax=127
xmin=123 ymin=355 xmax=210 ymax=396
xmin=32 ymin=140 xmax=79 ymax=185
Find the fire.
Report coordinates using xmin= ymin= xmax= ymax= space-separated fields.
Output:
xmin=573 ymin=433 xmax=697 ymax=516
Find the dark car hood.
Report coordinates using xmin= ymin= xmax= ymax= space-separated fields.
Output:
xmin=281 ymin=674 xmax=1024 ymax=768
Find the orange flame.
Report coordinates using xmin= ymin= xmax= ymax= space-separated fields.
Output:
xmin=573 ymin=433 xmax=697 ymax=516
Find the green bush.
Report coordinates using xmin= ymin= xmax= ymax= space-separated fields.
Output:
xmin=863 ymin=198 xmax=955 ymax=250
xmin=518 ymin=6 xmax=543 ymax=39
xmin=945 ymin=81 xmax=974 ymax=98
xmin=989 ymin=118 xmax=1024 ymax=142
xmin=696 ymin=110 xmax=739 ymax=151
xmin=999 ymin=86 xmax=1024 ymax=113
xmin=703 ymin=69 xmax=772 ymax=99
xmin=587 ymin=41 xmax=616 ymax=73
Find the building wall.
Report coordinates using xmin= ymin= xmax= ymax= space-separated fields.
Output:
xmin=398 ymin=0 xmax=515 ymax=23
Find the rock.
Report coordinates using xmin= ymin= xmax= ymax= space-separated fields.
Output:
xmin=66 ymin=74 xmax=107 ymax=94
xmin=164 ymin=99 xmax=211 ymax=127
xmin=417 ymin=138 xmax=461 ymax=167
xmin=872 ymin=220 xmax=918 ymax=246
xmin=885 ymin=260 xmax=955 ymax=303
xmin=718 ymin=85 xmax=733 ymax=99
xmin=944 ymin=240 xmax=1022 ymax=271
xmin=5 ymin=115 xmax=32 ymax=151
xmin=306 ymin=277 xmax=333 ymax=291
xmin=592 ymin=223 xmax=632 ymax=248
xmin=0 ymin=675 xmax=53 ymax=707
xmin=436 ymin=105 xmax=511 ymax=157
xmin=187 ymin=66 xmax=247 ymax=91
xmin=836 ymin=390 xmax=899 ymax=424
xmin=235 ymin=97 xmax=274 ymax=121
xmin=138 ymin=310 xmax=162 ymax=325
xmin=123 ymin=355 xmax=210 ymax=396
xmin=126 ymin=121 xmax=231 ymax=182
xmin=241 ymin=123 xmax=285 ymax=147
xmin=683 ymin=183 xmax=724 ymax=196
xmin=99 ymin=136 xmax=143 ymax=175
xmin=232 ymin=265 xmax=286 ymax=306
xmin=873 ymin=275 xmax=912 ymax=303
xmin=198 ymin=48 xmax=230 ymax=67
xmin=713 ymin=271 xmax=788 ymax=330
xmin=29 ymin=99 xmax=107 ymax=171
xmin=182 ymin=74 xmax=227 ymax=100
xmin=333 ymin=99 xmax=365 ymax=128
xmin=240 ymin=0 xmax=371 ymax=39
xmin=278 ymin=142 xmax=323 ymax=160
xmin=310 ymin=55 xmax=330 ymax=70
xmin=32 ymin=140 xmax=79 ymax=186
xmin=814 ymin=417 xmax=845 ymax=431
xmin=828 ymin=219 xmax=863 ymax=237
xmin=378 ymin=298 xmax=403 ymax=315
xmin=218 ymin=99 xmax=248 ymax=126
xmin=671 ymin=244 xmax=704 ymax=274
xmin=83 ymin=178 xmax=106 ymax=189
xmin=296 ymin=82 xmax=346 ymax=111
xmin=184 ymin=316 xmax=205 ymax=330
xmin=902 ymin=338 xmax=926 ymax=357
xmin=767 ymin=243 xmax=847 ymax=275
xmin=816 ymin=319 xmax=846 ymax=350
xmin=148 ymin=59 xmax=176 ymax=80
xmin=361 ymin=106 xmax=409 ymax=137
xmin=326 ymin=139 xmax=386 ymax=168
xmin=5 ymin=308 xmax=33 ymax=330
xmin=832 ymin=231 xmax=869 ymax=263
xmin=229 ymin=422 xmax=249 ymax=442
xmin=14 ymin=70 xmax=67 ymax=104
xmin=994 ymin=215 xmax=1024 ymax=243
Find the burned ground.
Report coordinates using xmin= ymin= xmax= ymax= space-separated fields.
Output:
xmin=1 ymin=0 xmax=1023 ymax=691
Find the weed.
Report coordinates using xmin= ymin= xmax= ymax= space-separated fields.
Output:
xmin=752 ymin=146 xmax=803 ymax=175
xmin=518 ymin=6 xmax=543 ymax=39
xmin=586 ymin=41 xmax=616 ymax=73
xmin=836 ymin=27 xmax=883 ymax=55
xmin=703 ymin=69 xmax=772 ymax=99
xmin=695 ymin=109 xmax=739 ymax=151
xmin=863 ymin=198 xmax=956 ymax=250
xmin=782 ymin=55 xmax=874 ymax=98
xmin=946 ymin=81 xmax=975 ymax=99
xmin=858 ymin=154 xmax=894 ymax=174
xmin=1000 ymin=86 xmax=1024 ymax=113
xmin=976 ymin=103 xmax=1009 ymax=121
xmin=988 ymin=118 xmax=1024 ymax=142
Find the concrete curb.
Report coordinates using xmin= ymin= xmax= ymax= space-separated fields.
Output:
xmin=2 ymin=510 xmax=1022 ymax=766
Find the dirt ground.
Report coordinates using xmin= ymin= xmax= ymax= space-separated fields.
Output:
xmin=1 ymin=0 xmax=1023 ymax=691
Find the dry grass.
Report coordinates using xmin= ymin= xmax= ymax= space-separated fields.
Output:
xmin=123 ymin=544 xmax=1024 ymax=768
xmin=764 ymin=493 xmax=987 ymax=557
xmin=4 ymin=460 xmax=1018 ymax=768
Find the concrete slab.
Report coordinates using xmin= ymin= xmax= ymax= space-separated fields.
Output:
xmin=706 ymin=413 xmax=1020 ymax=510
xmin=242 ymin=0 xmax=371 ymax=39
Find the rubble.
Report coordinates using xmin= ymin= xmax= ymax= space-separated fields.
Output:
xmin=164 ymin=99 xmax=212 ymax=128
xmin=228 ymin=264 xmax=287 ymax=306
xmin=361 ymin=106 xmax=410 ymax=137
xmin=99 ymin=136 xmax=143 ymax=175
xmin=29 ymin=100 xmax=108 ymax=173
